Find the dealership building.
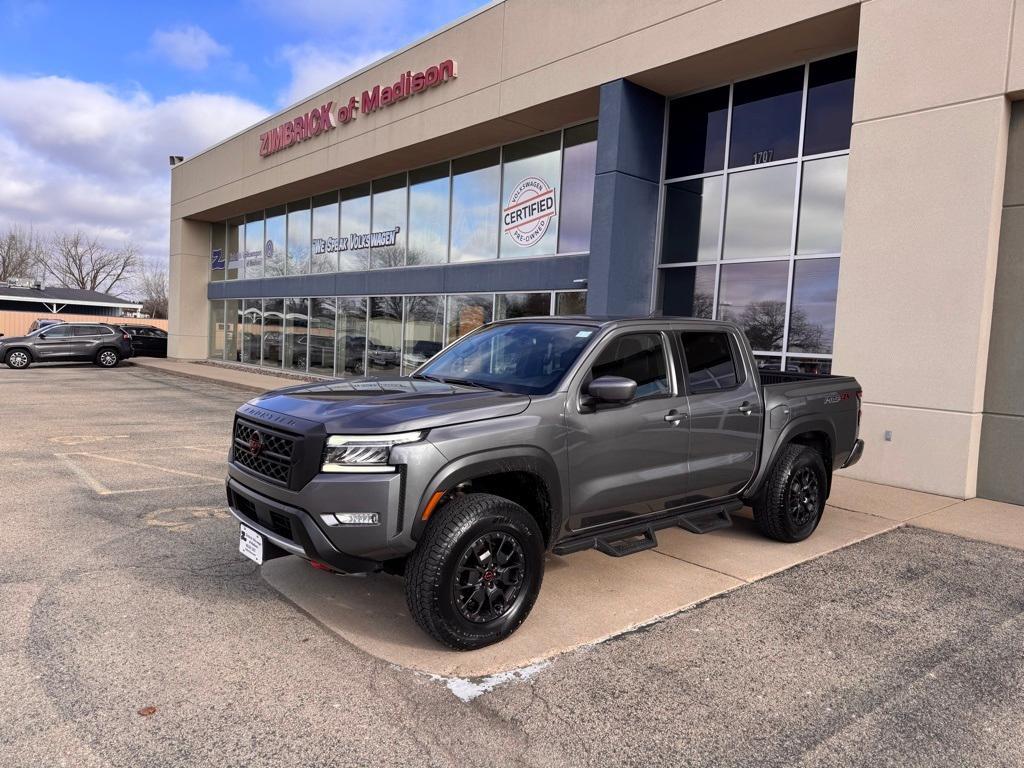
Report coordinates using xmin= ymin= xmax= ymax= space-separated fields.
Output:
xmin=168 ymin=0 xmax=1024 ymax=504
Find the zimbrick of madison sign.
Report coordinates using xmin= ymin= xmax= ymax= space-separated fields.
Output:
xmin=259 ymin=59 xmax=457 ymax=158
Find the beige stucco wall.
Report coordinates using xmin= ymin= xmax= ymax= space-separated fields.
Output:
xmin=168 ymin=217 xmax=212 ymax=359
xmin=832 ymin=0 xmax=1015 ymax=498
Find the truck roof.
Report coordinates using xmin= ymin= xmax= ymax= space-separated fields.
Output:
xmin=495 ymin=315 xmax=741 ymax=330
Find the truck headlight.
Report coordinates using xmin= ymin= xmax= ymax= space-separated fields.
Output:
xmin=321 ymin=431 xmax=426 ymax=473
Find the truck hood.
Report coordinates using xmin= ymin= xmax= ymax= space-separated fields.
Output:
xmin=243 ymin=377 xmax=530 ymax=434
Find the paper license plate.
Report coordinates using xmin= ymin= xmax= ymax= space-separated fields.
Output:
xmin=239 ymin=524 xmax=264 ymax=565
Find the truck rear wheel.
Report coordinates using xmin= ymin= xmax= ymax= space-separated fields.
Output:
xmin=404 ymin=493 xmax=544 ymax=650
xmin=753 ymin=443 xmax=827 ymax=542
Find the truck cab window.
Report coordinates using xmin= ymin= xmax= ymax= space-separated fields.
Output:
xmin=681 ymin=332 xmax=738 ymax=393
xmin=591 ymin=333 xmax=669 ymax=399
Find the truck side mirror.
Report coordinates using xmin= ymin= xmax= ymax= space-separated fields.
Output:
xmin=587 ymin=376 xmax=637 ymax=404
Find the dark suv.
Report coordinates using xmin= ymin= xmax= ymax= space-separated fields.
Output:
xmin=0 ymin=322 xmax=134 ymax=369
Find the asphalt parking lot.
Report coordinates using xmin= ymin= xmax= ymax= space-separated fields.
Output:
xmin=2 ymin=363 xmax=1023 ymax=767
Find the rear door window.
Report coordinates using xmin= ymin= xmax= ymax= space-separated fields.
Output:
xmin=680 ymin=332 xmax=739 ymax=393
xmin=73 ymin=325 xmax=106 ymax=336
xmin=41 ymin=325 xmax=72 ymax=338
xmin=591 ymin=332 xmax=670 ymax=399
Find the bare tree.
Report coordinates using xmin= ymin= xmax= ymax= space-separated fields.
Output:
xmin=136 ymin=261 xmax=168 ymax=319
xmin=39 ymin=231 xmax=138 ymax=294
xmin=0 ymin=225 xmax=44 ymax=282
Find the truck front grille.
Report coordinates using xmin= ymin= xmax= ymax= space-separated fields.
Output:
xmin=232 ymin=419 xmax=296 ymax=486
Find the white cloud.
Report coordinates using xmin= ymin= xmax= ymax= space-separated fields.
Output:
xmin=150 ymin=25 xmax=229 ymax=72
xmin=275 ymin=44 xmax=388 ymax=107
xmin=0 ymin=75 xmax=267 ymax=272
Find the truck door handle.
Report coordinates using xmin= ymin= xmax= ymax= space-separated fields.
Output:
xmin=738 ymin=402 xmax=753 ymax=415
xmin=664 ymin=410 xmax=686 ymax=423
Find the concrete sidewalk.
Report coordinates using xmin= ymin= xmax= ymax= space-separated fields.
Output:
xmin=130 ymin=356 xmax=314 ymax=392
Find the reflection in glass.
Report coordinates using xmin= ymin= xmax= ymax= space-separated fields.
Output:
xmin=755 ymin=355 xmax=782 ymax=372
xmin=336 ymin=297 xmax=367 ymax=376
xmin=262 ymin=298 xmax=284 ymax=368
xmin=227 ymin=218 xmax=244 ymax=280
xmin=208 ymin=300 xmax=224 ymax=359
xmin=284 ymin=297 xmax=309 ymax=372
xmin=495 ymin=292 xmax=551 ymax=319
xmin=554 ymin=291 xmax=587 ymax=315
xmin=788 ymin=258 xmax=839 ymax=354
xmin=241 ymin=299 xmax=262 ymax=364
xmin=447 ymin=294 xmax=493 ymax=342
xmin=717 ymin=261 xmax=790 ymax=351
xmin=729 ymin=66 xmax=804 ymax=168
xmin=211 ymin=223 xmax=225 ymax=283
xmin=408 ymin=164 xmax=449 ymax=265
xmin=786 ymin=356 xmax=832 ymax=375
xmin=661 ymin=176 xmax=723 ymax=263
xmin=264 ymin=206 xmax=286 ymax=278
xmin=368 ymin=296 xmax=402 ymax=377
xmin=661 ymin=265 xmax=715 ymax=319
xmin=370 ymin=174 xmax=406 ymax=269
xmin=804 ymin=52 xmax=856 ymax=156
xmin=403 ymin=295 xmax=444 ymax=374
xmin=225 ymin=299 xmax=241 ymax=362
xmin=244 ymin=214 xmax=264 ymax=280
xmin=666 ymin=86 xmax=729 ymax=178
xmin=558 ymin=123 xmax=597 ymax=253
xmin=311 ymin=192 xmax=339 ymax=274
xmin=340 ymin=184 xmax=370 ymax=271
xmin=500 ymin=133 xmax=561 ymax=258
xmin=286 ymin=200 xmax=311 ymax=276
xmin=722 ymin=163 xmax=797 ymax=260
xmin=307 ymin=298 xmax=336 ymax=375
xmin=797 ymin=156 xmax=847 ymax=255
xmin=450 ymin=149 xmax=500 ymax=263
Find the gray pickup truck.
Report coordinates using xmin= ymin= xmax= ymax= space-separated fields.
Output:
xmin=227 ymin=316 xmax=863 ymax=649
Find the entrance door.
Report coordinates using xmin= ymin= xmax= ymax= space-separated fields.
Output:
xmin=677 ymin=329 xmax=762 ymax=502
xmin=565 ymin=331 xmax=690 ymax=531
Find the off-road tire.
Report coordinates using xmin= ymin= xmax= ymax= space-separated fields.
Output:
xmin=405 ymin=493 xmax=544 ymax=650
xmin=95 ymin=348 xmax=121 ymax=368
xmin=753 ymin=443 xmax=827 ymax=543
xmin=5 ymin=349 xmax=31 ymax=369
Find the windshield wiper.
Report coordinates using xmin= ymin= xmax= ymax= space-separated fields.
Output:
xmin=437 ymin=377 xmax=504 ymax=392
xmin=409 ymin=373 xmax=445 ymax=383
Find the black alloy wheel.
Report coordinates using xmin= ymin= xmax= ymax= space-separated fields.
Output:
xmin=787 ymin=466 xmax=820 ymax=528
xmin=752 ymin=443 xmax=827 ymax=543
xmin=453 ymin=531 xmax=526 ymax=624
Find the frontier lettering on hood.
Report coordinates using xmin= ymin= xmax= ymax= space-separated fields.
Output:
xmin=259 ymin=60 xmax=457 ymax=158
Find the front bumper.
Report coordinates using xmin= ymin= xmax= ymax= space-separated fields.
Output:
xmin=841 ymin=438 xmax=865 ymax=469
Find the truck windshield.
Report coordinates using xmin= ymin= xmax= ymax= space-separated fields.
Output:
xmin=416 ymin=322 xmax=596 ymax=395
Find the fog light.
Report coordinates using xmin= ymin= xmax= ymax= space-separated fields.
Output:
xmin=335 ymin=512 xmax=379 ymax=526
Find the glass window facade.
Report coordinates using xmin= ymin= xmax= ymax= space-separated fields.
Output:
xmin=217 ymin=124 xmax=596 ymax=279
xmin=660 ymin=52 xmax=854 ymax=372
xmin=208 ymin=290 xmax=586 ymax=378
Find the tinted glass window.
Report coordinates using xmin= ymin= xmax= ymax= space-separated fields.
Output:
xmin=717 ymin=260 xmax=790 ymax=351
xmin=368 ymin=296 xmax=402 ymax=377
xmin=241 ymin=299 xmax=261 ymax=364
xmin=407 ymin=164 xmax=450 ymax=266
xmin=797 ymin=155 xmax=847 ymax=255
xmin=496 ymin=292 xmax=551 ymax=319
xmin=681 ymin=332 xmax=738 ymax=393
xmin=554 ymin=291 xmax=587 ymax=315
xmin=208 ymin=302 xmax=224 ymax=358
xmin=43 ymin=325 xmax=72 ymax=338
xmin=73 ymin=325 xmax=107 ymax=336
xmin=244 ymin=213 xmax=264 ymax=280
xmin=264 ymin=206 xmax=286 ymax=278
xmin=788 ymin=258 xmax=840 ymax=354
xmin=804 ymin=52 xmax=856 ymax=155
xmin=284 ymin=297 xmax=308 ymax=372
xmin=336 ymin=297 xmax=368 ymax=376
xmin=500 ymin=132 xmax=561 ymax=258
xmin=591 ymin=333 xmax=669 ymax=399
xmin=225 ymin=300 xmax=241 ymax=361
xmin=308 ymin=297 xmax=336 ymax=375
xmin=370 ymin=174 xmax=406 ymax=269
xmin=403 ymin=295 xmax=444 ymax=374
xmin=211 ymin=222 xmax=225 ymax=283
xmin=661 ymin=176 xmax=723 ymax=263
xmin=419 ymin=322 xmax=594 ymax=395
xmin=661 ymin=265 xmax=715 ymax=319
xmin=340 ymin=184 xmax=371 ymax=271
xmin=450 ymin=149 xmax=500 ymax=263
xmin=227 ymin=218 xmax=244 ymax=280
xmin=262 ymin=298 xmax=283 ymax=368
xmin=447 ymin=294 xmax=493 ymax=342
xmin=666 ymin=86 xmax=729 ymax=178
xmin=729 ymin=66 xmax=804 ymax=168
xmin=286 ymin=200 xmax=311 ymax=276
xmin=558 ymin=122 xmax=597 ymax=253
xmin=722 ymin=163 xmax=797 ymax=260
xmin=311 ymin=192 xmax=339 ymax=274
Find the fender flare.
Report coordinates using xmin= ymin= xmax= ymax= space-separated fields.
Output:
xmin=410 ymin=445 xmax=564 ymax=544
xmin=745 ymin=415 xmax=838 ymax=500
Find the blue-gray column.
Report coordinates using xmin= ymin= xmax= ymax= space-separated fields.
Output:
xmin=586 ymin=78 xmax=666 ymax=316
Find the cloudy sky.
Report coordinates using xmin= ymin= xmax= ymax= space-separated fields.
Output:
xmin=0 ymin=0 xmax=483 ymax=269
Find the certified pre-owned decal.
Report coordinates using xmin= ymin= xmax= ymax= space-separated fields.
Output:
xmin=503 ymin=177 xmax=557 ymax=248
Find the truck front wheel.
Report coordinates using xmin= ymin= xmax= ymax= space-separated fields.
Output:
xmin=404 ymin=493 xmax=544 ymax=650
xmin=753 ymin=443 xmax=827 ymax=542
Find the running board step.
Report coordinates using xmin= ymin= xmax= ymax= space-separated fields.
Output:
xmin=594 ymin=526 xmax=657 ymax=557
xmin=677 ymin=506 xmax=734 ymax=534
